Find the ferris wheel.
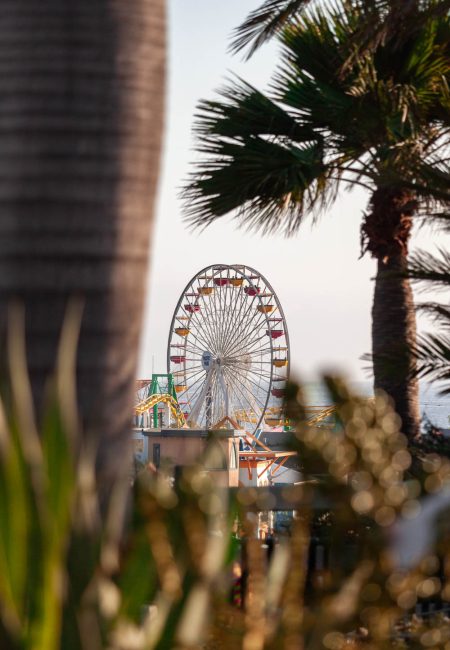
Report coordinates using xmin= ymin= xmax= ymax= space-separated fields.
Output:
xmin=167 ymin=264 xmax=290 ymax=433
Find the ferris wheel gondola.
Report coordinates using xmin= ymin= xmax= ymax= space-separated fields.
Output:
xmin=167 ymin=264 xmax=290 ymax=433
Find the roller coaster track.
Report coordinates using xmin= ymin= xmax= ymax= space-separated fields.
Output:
xmin=135 ymin=393 xmax=185 ymax=428
xmin=234 ymin=405 xmax=337 ymax=427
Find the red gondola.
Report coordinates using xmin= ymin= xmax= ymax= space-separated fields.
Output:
xmin=271 ymin=388 xmax=285 ymax=398
xmin=170 ymin=355 xmax=186 ymax=364
xmin=244 ymin=286 xmax=260 ymax=296
xmin=185 ymin=304 xmax=200 ymax=313
xmin=266 ymin=329 xmax=284 ymax=339
xmin=214 ymin=278 xmax=229 ymax=287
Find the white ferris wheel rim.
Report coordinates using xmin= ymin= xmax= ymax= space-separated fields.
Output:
xmin=167 ymin=264 xmax=290 ymax=433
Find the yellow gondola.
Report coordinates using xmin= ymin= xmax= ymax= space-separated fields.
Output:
xmin=257 ymin=304 xmax=274 ymax=313
xmin=198 ymin=286 xmax=214 ymax=295
xmin=175 ymin=327 xmax=190 ymax=336
xmin=229 ymin=277 xmax=244 ymax=287
xmin=273 ymin=358 xmax=288 ymax=368
xmin=175 ymin=385 xmax=187 ymax=393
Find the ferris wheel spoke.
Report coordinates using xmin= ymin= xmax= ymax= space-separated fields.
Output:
xmin=204 ymin=281 xmax=229 ymax=354
xmin=185 ymin=375 xmax=209 ymax=413
xmin=212 ymin=377 xmax=224 ymax=425
xmin=209 ymin=283 xmax=227 ymax=353
xmin=211 ymin=268 xmax=229 ymax=352
xmin=232 ymin=348 xmax=273 ymax=365
xmin=226 ymin=332 xmax=270 ymax=359
xmin=226 ymin=362 xmax=271 ymax=397
xmin=183 ymin=365 xmax=207 ymax=387
xmin=180 ymin=378 xmax=206 ymax=407
xmin=228 ymin=348 xmax=271 ymax=368
xmin=217 ymin=274 xmax=237 ymax=355
xmin=230 ymin=298 xmax=278 ymax=348
xmin=239 ymin=344 xmax=274 ymax=358
xmin=189 ymin=375 xmax=213 ymax=427
xmin=220 ymin=275 xmax=257 ymax=353
xmin=185 ymin=283 xmax=220 ymax=352
xmin=180 ymin=308 xmax=214 ymax=353
xmin=203 ymin=271 xmax=224 ymax=352
xmin=188 ymin=303 xmax=218 ymax=353
xmin=195 ymin=285 xmax=221 ymax=352
xmin=229 ymin=366 xmax=270 ymax=387
xmin=229 ymin=361 xmax=272 ymax=379
xmin=182 ymin=345 xmax=206 ymax=358
xmin=181 ymin=363 xmax=205 ymax=376
xmin=225 ymin=327 xmax=268 ymax=359
xmin=218 ymin=271 xmax=241 ymax=353
xmin=223 ymin=310 xmax=268 ymax=358
xmin=222 ymin=367 xmax=266 ymax=426
xmin=221 ymin=290 xmax=261 ymax=356
xmin=228 ymin=275 xmax=263 ymax=335
xmin=230 ymin=366 xmax=272 ymax=396
xmin=223 ymin=294 xmax=254 ymax=357
xmin=229 ymin=306 xmax=269 ymax=347
xmin=189 ymin=322 xmax=216 ymax=357
xmin=208 ymin=371 xmax=222 ymax=426
xmin=175 ymin=336 xmax=211 ymax=358
xmin=224 ymin=364 xmax=268 ymax=409
xmin=185 ymin=327 xmax=216 ymax=353
xmin=222 ymin=367 xmax=260 ymax=426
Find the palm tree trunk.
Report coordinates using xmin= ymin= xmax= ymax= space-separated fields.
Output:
xmin=364 ymin=187 xmax=420 ymax=438
xmin=372 ymin=255 xmax=420 ymax=437
xmin=0 ymin=2 xmax=165 ymax=487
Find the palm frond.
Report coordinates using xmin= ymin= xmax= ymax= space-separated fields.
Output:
xmin=182 ymin=77 xmax=343 ymax=234
xmin=415 ymin=332 xmax=450 ymax=394
xmin=405 ymin=161 xmax=450 ymax=204
xmin=409 ymin=245 xmax=450 ymax=394
xmin=229 ymin=0 xmax=314 ymax=59
xmin=408 ymin=248 xmax=450 ymax=288
xmin=417 ymin=301 xmax=450 ymax=323
xmin=183 ymin=134 xmax=331 ymax=235
xmin=194 ymin=78 xmax=316 ymax=143
xmin=343 ymin=0 xmax=450 ymax=71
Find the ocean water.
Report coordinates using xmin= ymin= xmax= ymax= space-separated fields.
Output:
xmin=301 ymin=381 xmax=450 ymax=430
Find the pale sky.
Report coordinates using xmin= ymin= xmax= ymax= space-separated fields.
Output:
xmin=138 ymin=0 xmax=447 ymax=388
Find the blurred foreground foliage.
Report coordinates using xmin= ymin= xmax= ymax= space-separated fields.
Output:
xmin=1 ymin=337 xmax=450 ymax=649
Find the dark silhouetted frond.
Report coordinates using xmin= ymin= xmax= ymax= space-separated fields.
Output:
xmin=194 ymin=77 xmax=316 ymax=143
xmin=415 ymin=332 xmax=450 ymax=394
xmin=408 ymin=248 xmax=450 ymax=288
xmin=417 ymin=301 xmax=450 ymax=323
xmin=231 ymin=0 xmax=450 ymax=67
xmin=410 ymin=245 xmax=450 ymax=394
xmin=181 ymin=76 xmax=346 ymax=234
xmin=183 ymin=132 xmax=332 ymax=235
xmin=230 ymin=0 xmax=314 ymax=59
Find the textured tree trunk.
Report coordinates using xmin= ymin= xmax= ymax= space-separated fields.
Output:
xmin=372 ymin=256 xmax=420 ymax=437
xmin=363 ymin=187 xmax=420 ymax=438
xmin=0 ymin=2 xmax=165 ymax=486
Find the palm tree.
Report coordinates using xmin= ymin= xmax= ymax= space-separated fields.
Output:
xmin=183 ymin=2 xmax=450 ymax=437
xmin=0 ymin=1 xmax=165 ymax=489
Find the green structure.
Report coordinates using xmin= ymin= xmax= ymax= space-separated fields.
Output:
xmin=141 ymin=374 xmax=177 ymax=428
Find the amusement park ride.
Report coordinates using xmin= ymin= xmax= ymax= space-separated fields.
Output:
xmin=134 ymin=264 xmax=334 ymax=485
